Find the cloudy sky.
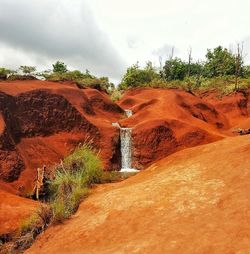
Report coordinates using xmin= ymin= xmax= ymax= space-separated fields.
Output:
xmin=0 ymin=0 xmax=250 ymax=83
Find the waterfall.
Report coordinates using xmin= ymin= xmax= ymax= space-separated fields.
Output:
xmin=120 ymin=127 xmax=138 ymax=172
xmin=112 ymin=109 xmax=138 ymax=173
xmin=120 ymin=127 xmax=132 ymax=170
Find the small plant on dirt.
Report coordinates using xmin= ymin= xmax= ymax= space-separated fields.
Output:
xmin=49 ymin=144 xmax=103 ymax=222
xmin=110 ymin=89 xmax=123 ymax=102
xmin=0 ymin=204 xmax=52 ymax=254
xmin=20 ymin=205 xmax=52 ymax=234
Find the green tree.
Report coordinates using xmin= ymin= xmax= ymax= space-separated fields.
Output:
xmin=204 ymin=46 xmax=236 ymax=77
xmin=119 ymin=62 xmax=160 ymax=89
xmin=0 ymin=67 xmax=13 ymax=79
xmin=163 ymin=58 xmax=187 ymax=80
xmin=99 ymin=77 xmax=115 ymax=91
xmin=244 ymin=65 xmax=250 ymax=77
xmin=19 ymin=66 xmax=36 ymax=75
xmin=52 ymin=61 xmax=68 ymax=73
xmin=83 ymin=69 xmax=94 ymax=79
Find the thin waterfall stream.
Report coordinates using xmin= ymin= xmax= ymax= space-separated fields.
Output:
xmin=120 ymin=127 xmax=132 ymax=170
xmin=112 ymin=109 xmax=139 ymax=173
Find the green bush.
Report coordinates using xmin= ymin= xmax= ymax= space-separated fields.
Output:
xmin=0 ymin=67 xmax=12 ymax=76
xmin=119 ymin=61 xmax=161 ymax=89
xmin=19 ymin=66 xmax=36 ymax=75
xmin=204 ymin=46 xmax=238 ymax=77
xmin=52 ymin=61 xmax=68 ymax=73
xmin=42 ymin=69 xmax=113 ymax=92
xmin=110 ymin=89 xmax=123 ymax=102
xmin=19 ymin=213 xmax=40 ymax=235
xmin=49 ymin=144 xmax=103 ymax=222
xmin=19 ymin=205 xmax=52 ymax=235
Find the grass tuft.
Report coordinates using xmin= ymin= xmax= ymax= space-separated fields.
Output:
xmin=49 ymin=144 xmax=103 ymax=222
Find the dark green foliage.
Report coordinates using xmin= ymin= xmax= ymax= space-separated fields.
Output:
xmin=19 ymin=66 xmax=36 ymax=75
xmin=162 ymin=58 xmax=187 ymax=81
xmin=52 ymin=61 xmax=68 ymax=73
xmin=42 ymin=67 xmax=114 ymax=92
xmin=119 ymin=62 xmax=160 ymax=89
xmin=76 ymin=76 xmax=114 ymax=92
xmin=0 ymin=67 xmax=12 ymax=76
xmin=204 ymin=46 xmax=238 ymax=77
xmin=0 ymin=68 xmax=13 ymax=80
xmin=161 ymin=58 xmax=203 ymax=81
xmin=244 ymin=65 xmax=250 ymax=77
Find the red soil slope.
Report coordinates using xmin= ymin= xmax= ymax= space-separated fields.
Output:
xmin=1 ymin=84 xmax=250 ymax=194
xmin=0 ymin=80 xmax=124 ymax=194
xmin=0 ymin=189 xmax=38 ymax=236
xmin=25 ymin=135 xmax=250 ymax=254
xmin=118 ymin=88 xmax=250 ymax=168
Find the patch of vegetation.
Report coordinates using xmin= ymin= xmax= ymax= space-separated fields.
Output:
xmin=52 ymin=61 xmax=68 ymax=73
xmin=19 ymin=66 xmax=36 ymax=76
xmin=118 ymin=45 xmax=250 ymax=93
xmin=0 ymin=143 xmax=137 ymax=253
xmin=1 ymin=44 xmax=249 ymax=95
xmin=49 ymin=144 xmax=103 ymax=222
xmin=109 ymin=89 xmax=123 ymax=102
xmin=0 ymin=68 xmax=13 ymax=80
xmin=0 ymin=205 xmax=52 ymax=254
xmin=41 ymin=62 xmax=115 ymax=92
xmin=119 ymin=61 xmax=160 ymax=90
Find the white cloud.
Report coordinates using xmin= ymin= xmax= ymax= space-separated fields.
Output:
xmin=0 ymin=0 xmax=126 ymax=80
xmin=0 ymin=0 xmax=250 ymax=82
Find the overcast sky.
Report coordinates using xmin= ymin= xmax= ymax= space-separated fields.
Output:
xmin=0 ymin=0 xmax=250 ymax=83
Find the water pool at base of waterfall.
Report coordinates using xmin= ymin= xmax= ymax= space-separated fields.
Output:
xmin=120 ymin=168 xmax=139 ymax=173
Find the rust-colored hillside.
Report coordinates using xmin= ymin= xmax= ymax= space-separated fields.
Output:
xmin=118 ymin=88 xmax=250 ymax=168
xmin=0 ymin=80 xmax=124 ymax=195
xmin=25 ymin=135 xmax=250 ymax=254
xmin=1 ymin=82 xmax=250 ymax=243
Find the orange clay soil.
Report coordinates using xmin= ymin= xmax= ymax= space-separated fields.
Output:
xmin=0 ymin=189 xmax=38 ymax=236
xmin=1 ymin=84 xmax=250 ymax=193
xmin=118 ymin=88 xmax=250 ymax=168
xmin=25 ymin=135 xmax=250 ymax=254
xmin=0 ymin=80 xmax=124 ymax=194
xmin=1 ymin=84 xmax=250 ymax=247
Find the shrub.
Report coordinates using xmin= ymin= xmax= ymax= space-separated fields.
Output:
xmin=110 ymin=89 xmax=123 ymax=102
xmin=204 ymin=46 xmax=237 ymax=77
xmin=42 ymin=69 xmax=113 ymax=92
xmin=19 ymin=204 xmax=52 ymax=235
xmin=163 ymin=58 xmax=187 ymax=81
xmin=19 ymin=213 xmax=39 ymax=235
xmin=5 ymin=204 xmax=53 ymax=253
xmin=52 ymin=61 xmax=68 ymax=73
xmin=119 ymin=62 xmax=161 ymax=89
xmin=19 ymin=66 xmax=36 ymax=75
xmin=49 ymin=144 xmax=103 ymax=222
xmin=0 ymin=68 xmax=12 ymax=80
xmin=7 ymin=74 xmax=37 ymax=81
